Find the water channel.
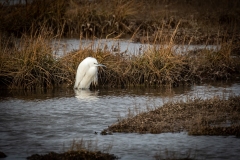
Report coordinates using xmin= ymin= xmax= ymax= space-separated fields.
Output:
xmin=1 ymin=81 xmax=240 ymax=160
xmin=52 ymin=38 xmax=220 ymax=56
xmin=0 ymin=39 xmax=239 ymax=160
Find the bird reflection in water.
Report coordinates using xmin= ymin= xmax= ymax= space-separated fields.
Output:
xmin=74 ymin=89 xmax=99 ymax=101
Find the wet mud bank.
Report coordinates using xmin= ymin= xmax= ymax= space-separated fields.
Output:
xmin=102 ymin=96 xmax=240 ymax=136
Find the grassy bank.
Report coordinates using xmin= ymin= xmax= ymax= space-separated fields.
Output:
xmin=0 ymin=30 xmax=240 ymax=89
xmin=101 ymin=95 xmax=240 ymax=136
xmin=0 ymin=0 xmax=240 ymax=44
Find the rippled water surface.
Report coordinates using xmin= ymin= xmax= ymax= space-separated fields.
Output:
xmin=1 ymin=82 xmax=240 ymax=160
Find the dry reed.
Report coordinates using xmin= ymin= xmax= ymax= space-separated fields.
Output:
xmin=0 ymin=29 xmax=56 ymax=89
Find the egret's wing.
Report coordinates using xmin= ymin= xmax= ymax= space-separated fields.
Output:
xmin=79 ymin=67 xmax=97 ymax=88
xmin=74 ymin=60 xmax=89 ymax=89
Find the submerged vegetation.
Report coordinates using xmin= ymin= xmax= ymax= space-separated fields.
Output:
xmin=0 ymin=0 xmax=240 ymax=89
xmin=102 ymin=95 xmax=240 ymax=136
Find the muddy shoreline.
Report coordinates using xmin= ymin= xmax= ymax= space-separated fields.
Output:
xmin=102 ymin=96 xmax=240 ymax=136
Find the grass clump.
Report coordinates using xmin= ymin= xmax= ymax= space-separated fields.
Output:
xmin=186 ymin=43 xmax=239 ymax=81
xmin=27 ymin=139 xmax=117 ymax=160
xmin=102 ymin=96 xmax=240 ymax=136
xmin=0 ymin=30 xmax=64 ymax=89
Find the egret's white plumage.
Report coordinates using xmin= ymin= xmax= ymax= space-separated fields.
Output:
xmin=74 ymin=57 xmax=105 ymax=89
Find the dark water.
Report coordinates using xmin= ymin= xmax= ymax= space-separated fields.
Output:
xmin=0 ymin=82 xmax=240 ymax=160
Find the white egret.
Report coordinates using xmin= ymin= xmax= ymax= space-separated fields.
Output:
xmin=74 ymin=57 xmax=105 ymax=89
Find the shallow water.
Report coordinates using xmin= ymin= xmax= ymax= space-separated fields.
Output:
xmin=0 ymin=82 xmax=240 ymax=160
xmin=52 ymin=39 xmax=220 ymax=57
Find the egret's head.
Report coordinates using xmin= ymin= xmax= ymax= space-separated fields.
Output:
xmin=93 ymin=60 xmax=106 ymax=68
xmin=87 ymin=57 xmax=106 ymax=68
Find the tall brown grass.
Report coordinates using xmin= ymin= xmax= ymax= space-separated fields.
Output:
xmin=0 ymin=25 xmax=239 ymax=89
xmin=0 ymin=0 xmax=141 ymax=38
xmin=1 ymin=0 xmax=239 ymax=41
xmin=0 ymin=29 xmax=60 ymax=89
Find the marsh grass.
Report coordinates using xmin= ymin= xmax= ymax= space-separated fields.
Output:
xmin=186 ymin=43 xmax=238 ymax=81
xmin=0 ymin=0 xmax=142 ymax=38
xmin=1 ymin=0 xmax=239 ymax=42
xmin=102 ymin=95 xmax=240 ymax=136
xmin=0 ymin=27 xmax=240 ymax=89
xmin=0 ymin=29 xmax=59 ymax=89
xmin=27 ymin=139 xmax=116 ymax=160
